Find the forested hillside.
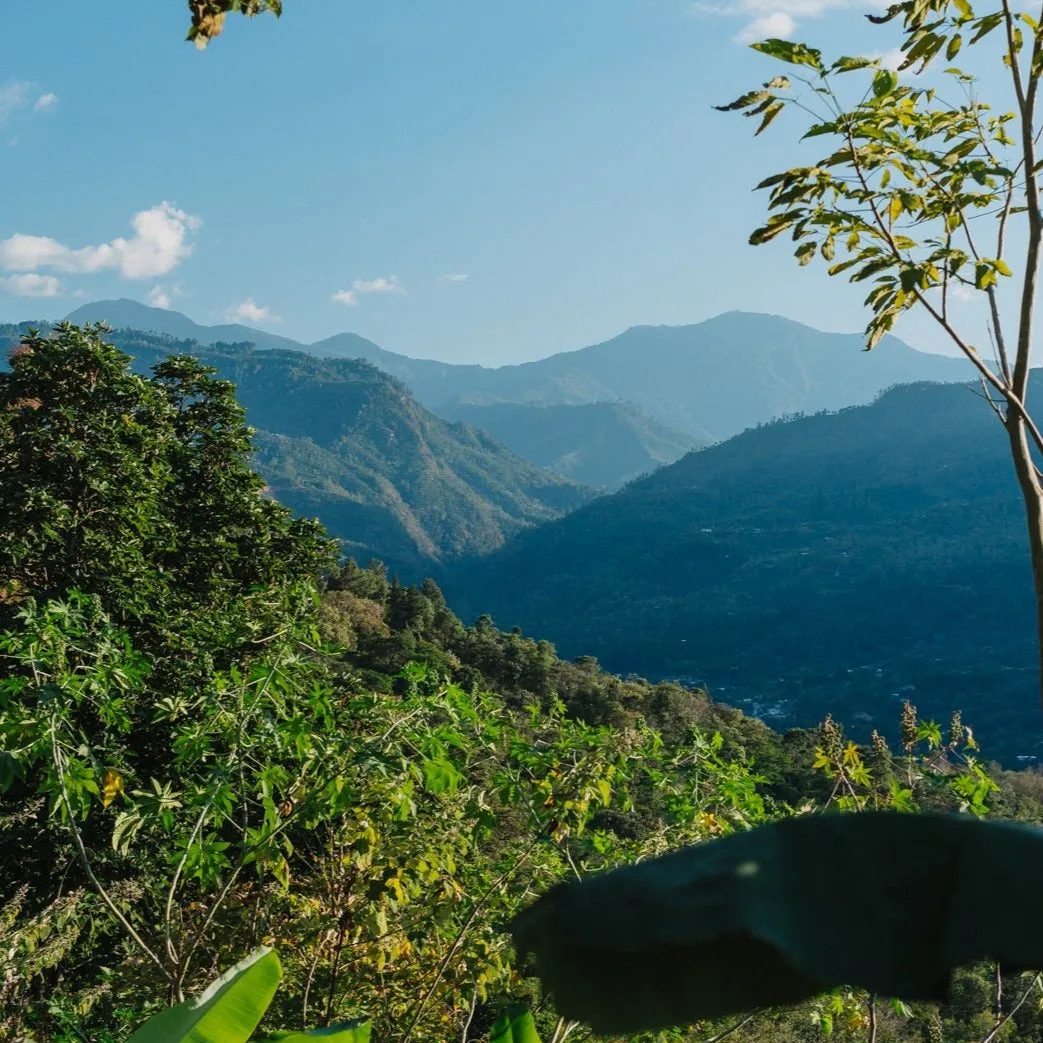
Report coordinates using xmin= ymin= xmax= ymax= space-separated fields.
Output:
xmin=3 ymin=323 xmax=1043 ymax=1043
xmin=443 ymin=377 xmax=1043 ymax=765
xmin=0 ymin=323 xmax=592 ymax=576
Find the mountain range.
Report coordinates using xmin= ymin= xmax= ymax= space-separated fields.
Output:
xmin=1 ymin=323 xmax=591 ymax=575
xmin=65 ymin=299 xmax=970 ymax=443
xmin=442 ymin=377 xmax=1041 ymax=766
xmin=438 ymin=400 xmax=704 ymax=489
xmin=18 ymin=302 xmax=1028 ymax=760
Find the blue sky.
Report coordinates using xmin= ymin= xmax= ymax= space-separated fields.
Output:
xmin=0 ymin=1 xmax=1000 ymax=363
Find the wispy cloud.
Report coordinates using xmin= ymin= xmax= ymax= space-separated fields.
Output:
xmin=226 ymin=298 xmax=280 ymax=324
xmin=0 ymin=272 xmax=64 ymax=297
xmin=692 ymin=0 xmax=849 ymax=45
xmin=0 ymin=203 xmax=201 ymax=280
xmin=149 ymin=283 xmax=181 ymax=309
xmin=0 ymin=80 xmax=58 ymax=128
xmin=0 ymin=81 xmax=30 ymax=126
xmin=332 ymin=275 xmax=405 ymax=306
xmin=438 ymin=273 xmax=469 ymax=283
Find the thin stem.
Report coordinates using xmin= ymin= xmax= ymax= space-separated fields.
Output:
xmin=400 ymin=840 xmax=540 ymax=1043
xmin=980 ymin=973 xmax=1040 ymax=1043
xmin=51 ymin=721 xmax=172 ymax=984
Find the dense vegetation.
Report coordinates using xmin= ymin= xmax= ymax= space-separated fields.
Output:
xmin=5 ymin=323 xmax=1043 ymax=1043
xmin=443 ymin=378 xmax=1043 ymax=766
xmin=0 ymin=323 xmax=591 ymax=580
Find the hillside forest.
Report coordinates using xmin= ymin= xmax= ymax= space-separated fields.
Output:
xmin=4 ymin=319 xmax=1043 ymax=1043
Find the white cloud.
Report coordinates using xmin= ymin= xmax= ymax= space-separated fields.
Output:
xmin=0 ymin=81 xmax=31 ymax=127
xmin=0 ymin=273 xmax=64 ymax=297
xmin=331 ymin=275 xmax=405 ymax=306
xmin=0 ymin=202 xmax=201 ymax=280
xmin=438 ymin=273 xmax=469 ymax=283
xmin=0 ymin=81 xmax=58 ymax=127
xmin=878 ymin=47 xmax=905 ymax=71
xmin=150 ymin=284 xmax=175 ymax=309
xmin=736 ymin=11 xmax=796 ymax=40
xmin=226 ymin=298 xmax=280 ymax=324
xmin=693 ymin=0 xmax=848 ymax=45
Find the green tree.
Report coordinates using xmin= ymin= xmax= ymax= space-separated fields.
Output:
xmin=719 ymin=0 xmax=1043 ymax=711
xmin=0 ymin=323 xmax=336 ymax=691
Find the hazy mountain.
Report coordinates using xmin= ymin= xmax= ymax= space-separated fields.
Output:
xmin=442 ymin=377 xmax=1042 ymax=765
xmin=64 ymin=297 xmax=308 ymax=354
xmin=63 ymin=301 xmax=970 ymax=443
xmin=439 ymin=401 xmax=704 ymax=489
xmin=3 ymin=322 xmax=592 ymax=576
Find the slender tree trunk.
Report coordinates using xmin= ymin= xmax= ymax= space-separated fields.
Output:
xmin=1006 ymin=414 xmax=1043 ymax=711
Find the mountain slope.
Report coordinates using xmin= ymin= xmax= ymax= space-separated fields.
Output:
xmin=4 ymin=323 xmax=592 ymax=576
xmin=442 ymin=378 xmax=1042 ymax=764
xmin=439 ymin=401 xmax=704 ymax=489
xmin=63 ymin=301 xmax=970 ymax=442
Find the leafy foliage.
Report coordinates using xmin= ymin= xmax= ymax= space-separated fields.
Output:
xmin=187 ymin=1 xmax=282 ymax=49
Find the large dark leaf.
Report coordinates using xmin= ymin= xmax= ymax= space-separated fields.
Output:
xmin=512 ymin=812 xmax=1043 ymax=1034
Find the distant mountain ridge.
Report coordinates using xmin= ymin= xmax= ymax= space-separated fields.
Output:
xmin=2 ymin=321 xmax=593 ymax=576
xmin=439 ymin=401 xmax=704 ymax=489
xmin=64 ymin=300 xmax=971 ymax=443
xmin=441 ymin=375 xmax=1042 ymax=765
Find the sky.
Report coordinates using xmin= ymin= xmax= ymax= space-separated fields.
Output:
xmin=0 ymin=0 xmax=1017 ymax=364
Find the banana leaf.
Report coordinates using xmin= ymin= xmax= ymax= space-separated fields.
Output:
xmin=128 ymin=946 xmax=281 ymax=1043
xmin=489 ymin=1009 xmax=541 ymax=1043
xmin=261 ymin=1020 xmax=372 ymax=1042
xmin=512 ymin=811 xmax=1043 ymax=1033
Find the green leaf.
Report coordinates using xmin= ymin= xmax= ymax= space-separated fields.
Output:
xmin=128 ymin=946 xmax=281 ymax=1043
xmin=755 ymin=101 xmax=785 ymax=136
xmin=946 ymin=34 xmax=962 ymax=61
xmin=512 ymin=812 xmax=1043 ymax=1034
xmin=750 ymin=39 xmax=824 ymax=70
xmin=489 ymin=1010 xmax=541 ymax=1043
xmin=974 ymin=262 xmax=996 ymax=289
xmin=795 ymin=242 xmax=817 ymax=266
xmin=830 ymin=55 xmax=875 ymax=72
xmin=261 ymin=1020 xmax=372 ymax=1042
xmin=872 ymin=69 xmax=899 ymax=97
xmin=714 ymin=90 xmax=772 ymax=113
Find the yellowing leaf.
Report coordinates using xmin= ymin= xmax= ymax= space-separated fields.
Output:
xmin=102 ymin=769 xmax=125 ymax=808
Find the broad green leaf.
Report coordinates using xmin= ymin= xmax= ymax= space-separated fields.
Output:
xmin=128 ymin=946 xmax=281 ymax=1043
xmin=750 ymin=39 xmax=823 ymax=70
xmin=489 ymin=1009 xmax=541 ymax=1043
xmin=830 ymin=55 xmax=875 ymax=72
xmin=262 ymin=1020 xmax=372 ymax=1042
xmin=872 ymin=69 xmax=898 ymax=98
xmin=512 ymin=813 xmax=1043 ymax=1034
